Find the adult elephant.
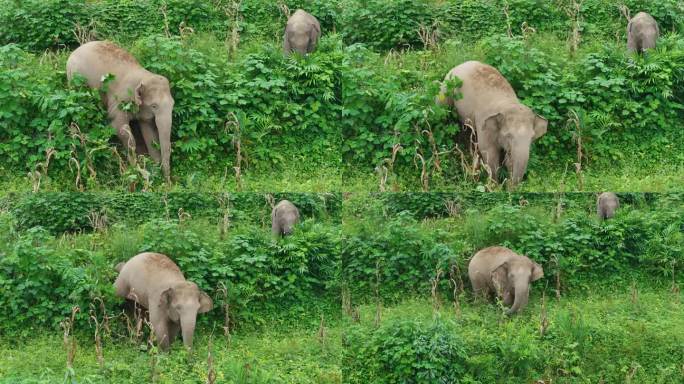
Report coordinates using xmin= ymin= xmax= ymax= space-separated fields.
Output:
xmin=66 ymin=41 xmax=174 ymax=180
xmin=437 ymin=61 xmax=547 ymax=185
xmin=468 ymin=246 xmax=544 ymax=315
xmin=114 ymin=253 xmax=213 ymax=351
xmin=283 ymin=9 xmax=321 ymax=56
xmin=627 ymin=12 xmax=659 ymax=53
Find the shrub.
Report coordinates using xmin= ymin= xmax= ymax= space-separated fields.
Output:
xmin=0 ymin=34 xmax=344 ymax=183
xmin=340 ymin=0 xmax=437 ymax=50
xmin=343 ymin=318 xmax=469 ymax=383
xmin=0 ymin=0 xmax=89 ymax=51
xmin=8 ymin=192 xmax=341 ymax=234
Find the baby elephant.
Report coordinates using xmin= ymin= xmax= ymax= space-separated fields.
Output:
xmin=468 ymin=246 xmax=544 ymax=315
xmin=597 ymin=192 xmax=619 ymax=220
xmin=284 ymin=9 xmax=321 ymax=56
xmin=272 ymin=200 xmax=300 ymax=237
xmin=627 ymin=12 xmax=659 ymax=53
xmin=114 ymin=252 xmax=213 ymax=351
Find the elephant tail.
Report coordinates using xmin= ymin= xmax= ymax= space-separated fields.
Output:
xmin=115 ymin=262 xmax=126 ymax=273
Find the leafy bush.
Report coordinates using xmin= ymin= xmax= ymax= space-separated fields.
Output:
xmin=342 ymin=213 xmax=466 ymax=301
xmin=343 ymin=317 xmax=469 ymax=383
xmin=340 ymin=0 xmax=437 ymax=50
xmin=342 ymin=33 xmax=684 ymax=180
xmin=0 ymin=209 xmax=341 ymax=335
xmin=0 ymin=0 xmax=89 ymax=51
xmin=0 ymin=226 xmax=105 ymax=336
xmin=0 ymin=34 xmax=344 ymax=183
xmin=7 ymin=192 xmax=341 ymax=234
xmin=343 ymin=194 xmax=684 ymax=302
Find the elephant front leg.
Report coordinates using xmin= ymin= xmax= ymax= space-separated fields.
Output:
xmin=139 ymin=120 xmax=162 ymax=163
xmin=502 ymin=290 xmax=514 ymax=306
xmin=479 ymin=147 xmax=500 ymax=181
xmin=111 ymin=115 xmax=137 ymax=166
xmin=167 ymin=321 xmax=180 ymax=345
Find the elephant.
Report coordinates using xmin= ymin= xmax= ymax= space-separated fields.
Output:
xmin=597 ymin=192 xmax=619 ymax=220
xmin=627 ymin=12 xmax=659 ymax=53
xmin=436 ymin=61 xmax=548 ymax=185
xmin=283 ymin=9 xmax=321 ymax=56
xmin=66 ymin=41 xmax=175 ymax=180
xmin=114 ymin=252 xmax=212 ymax=351
xmin=272 ymin=199 xmax=300 ymax=237
xmin=468 ymin=246 xmax=544 ymax=315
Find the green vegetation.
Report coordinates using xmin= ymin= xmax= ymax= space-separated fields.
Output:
xmin=1 ymin=0 xmax=683 ymax=191
xmin=342 ymin=6 xmax=684 ymax=191
xmin=340 ymin=192 xmax=683 ymax=383
xmin=1 ymin=326 xmax=343 ymax=383
xmin=0 ymin=193 xmax=340 ymax=333
xmin=344 ymin=292 xmax=683 ymax=383
xmin=1 ymin=0 xmax=683 ymax=382
xmin=0 ymin=0 xmax=343 ymax=191
xmin=343 ymin=192 xmax=683 ymax=302
xmin=1 ymin=192 xmax=681 ymax=382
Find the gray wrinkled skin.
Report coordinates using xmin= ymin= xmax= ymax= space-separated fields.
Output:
xmin=436 ymin=61 xmax=547 ymax=185
xmin=114 ymin=253 xmax=213 ymax=351
xmin=627 ymin=12 xmax=659 ymax=53
xmin=283 ymin=9 xmax=321 ymax=56
xmin=597 ymin=192 xmax=619 ymax=220
xmin=272 ymin=200 xmax=300 ymax=237
xmin=66 ymin=41 xmax=175 ymax=180
xmin=468 ymin=246 xmax=544 ymax=315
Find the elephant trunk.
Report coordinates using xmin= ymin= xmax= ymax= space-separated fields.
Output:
xmin=507 ymin=280 xmax=530 ymax=315
xmin=156 ymin=110 xmax=172 ymax=181
xmin=509 ymin=141 xmax=530 ymax=185
xmin=180 ymin=312 xmax=197 ymax=350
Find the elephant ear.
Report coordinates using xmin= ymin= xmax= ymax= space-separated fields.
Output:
xmin=490 ymin=261 xmax=508 ymax=297
xmin=307 ymin=24 xmax=319 ymax=52
xmin=531 ymin=262 xmax=544 ymax=281
xmin=533 ymin=115 xmax=548 ymax=139
xmin=484 ymin=112 xmax=505 ymax=132
xmin=159 ymin=287 xmax=174 ymax=309
xmin=198 ymin=291 xmax=213 ymax=313
xmin=134 ymin=81 xmax=144 ymax=106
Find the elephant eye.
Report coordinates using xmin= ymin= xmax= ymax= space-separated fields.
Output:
xmin=151 ymin=104 xmax=159 ymax=109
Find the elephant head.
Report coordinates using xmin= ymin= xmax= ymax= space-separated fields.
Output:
xmin=491 ymin=257 xmax=543 ymax=315
xmin=486 ymin=103 xmax=547 ymax=184
xmin=160 ymin=281 xmax=212 ymax=349
xmin=135 ymin=74 xmax=174 ymax=180
xmin=285 ymin=25 xmax=317 ymax=55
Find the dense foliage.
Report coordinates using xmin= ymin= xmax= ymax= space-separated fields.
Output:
xmin=342 ymin=34 xmax=684 ymax=185
xmin=343 ymin=193 xmax=683 ymax=302
xmin=0 ymin=193 xmax=341 ymax=336
xmin=0 ymin=34 xmax=343 ymax=186
xmin=3 ymin=192 xmax=341 ymax=234
xmin=343 ymin=318 xmax=468 ymax=383
xmin=343 ymin=297 xmax=684 ymax=383
xmin=1 ymin=0 xmax=683 ymax=190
